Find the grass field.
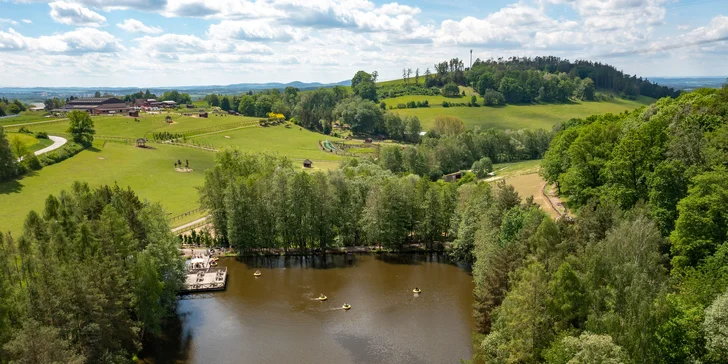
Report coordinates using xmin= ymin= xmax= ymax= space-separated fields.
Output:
xmin=6 ymin=132 xmax=54 ymax=152
xmin=392 ymin=96 xmax=653 ymax=130
xmin=192 ymin=123 xmax=344 ymax=162
xmin=25 ymin=112 xmax=260 ymax=138
xmin=0 ymin=142 xmax=217 ymax=235
xmin=0 ymin=111 xmax=55 ymax=126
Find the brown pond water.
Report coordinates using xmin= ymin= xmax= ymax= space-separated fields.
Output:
xmin=142 ymin=254 xmax=475 ymax=364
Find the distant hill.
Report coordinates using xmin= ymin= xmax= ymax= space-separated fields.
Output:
xmin=0 ymin=80 xmax=352 ymax=103
xmin=647 ymin=77 xmax=727 ymax=91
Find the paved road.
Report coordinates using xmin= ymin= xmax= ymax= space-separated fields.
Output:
xmin=34 ymin=135 xmax=67 ymax=156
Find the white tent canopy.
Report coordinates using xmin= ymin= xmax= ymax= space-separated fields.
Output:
xmin=190 ymin=258 xmax=204 ymax=264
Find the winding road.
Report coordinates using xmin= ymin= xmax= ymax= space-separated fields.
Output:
xmin=34 ymin=135 xmax=67 ymax=156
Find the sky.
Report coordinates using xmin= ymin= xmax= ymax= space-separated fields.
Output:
xmin=0 ymin=0 xmax=727 ymax=87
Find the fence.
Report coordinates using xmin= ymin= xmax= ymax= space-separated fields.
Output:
xmin=169 ymin=208 xmax=205 ymax=222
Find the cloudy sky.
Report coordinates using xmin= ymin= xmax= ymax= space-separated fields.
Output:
xmin=0 ymin=0 xmax=726 ymax=87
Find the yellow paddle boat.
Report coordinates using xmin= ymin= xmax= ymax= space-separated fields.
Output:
xmin=210 ymin=261 xmax=218 ymax=267
xmin=412 ymin=287 xmax=422 ymax=294
xmin=318 ymin=294 xmax=328 ymax=301
xmin=342 ymin=303 xmax=351 ymax=310
xmin=253 ymin=270 xmax=262 ymax=277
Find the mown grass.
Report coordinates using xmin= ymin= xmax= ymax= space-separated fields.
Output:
xmin=6 ymin=132 xmax=54 ymax=152
xmin=0 ymin=111 xmax=55 ymax=126
xmin=492 ymin=159 xmax=542 ymax=177
xmin=30 ymin=112 xmax=260 ymax=138
xmin=191 ymin=123 xmax=344 ymax=162
xmin=0 ymin=142 xmax=217 ymax=236
xmin=392 ymin=96 xmax=654 ymax=130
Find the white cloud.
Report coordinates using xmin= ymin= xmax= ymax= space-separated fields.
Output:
xmin=49 ymin=1 xmax=107 ymax=27
xmin=0 ymin=19 xmax=19 ymax=25
xmin=21 ymin=19 xmax=33 ymax=24
xmin=376 ymin=2 xmax=421 ymax=16
xmin=207 ymin=19 xmax=300 ymax=41
xmin=0 ymin=27 xmax=122 ymax=54
xmin=117 ymin=18 xmax=163 ymax=34
xmin=136 ymin=33 xmax=273 ymax=55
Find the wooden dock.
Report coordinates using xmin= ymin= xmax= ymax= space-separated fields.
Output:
xmin=181 ymin=266 xmax=228 ymax=293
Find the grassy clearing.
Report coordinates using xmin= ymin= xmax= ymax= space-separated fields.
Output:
xmin=392 ymin=96 xmax=653 ymax=130
xmin=192 ymin=123 xmax=344 ymax=162
xmin=32 ymin=112 xmax=260 ymax=138
xmin=492 ymin=159 xmax=542 ymax=177
xmin=0 ymin=142 xmax=217 ymax=236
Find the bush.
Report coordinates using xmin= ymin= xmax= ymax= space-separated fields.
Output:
xmin=442 ymin=83 xmax=460 ymax=97
xmin=442 ymin=101 xmax=450 ymax=108
xmin=407 ymin=101 xmax=417 ymax=108
xmin=35 ymin=132 xmax=49 ymax=139
xmin=471 ymin=157 xmax=493 ymax=178
xmin=22 ymin=153 xmax=42 ymax=171
xmin=38 ymin=142 xmax=84 ymax=167
xmin=397 ymin=103 xmax=407 ymax=109
xmin=18 ymin=126 xmax=32 ymax=134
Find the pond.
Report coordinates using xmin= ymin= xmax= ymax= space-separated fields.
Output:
xmin=144 ymin=254 xmax=475 ymax=364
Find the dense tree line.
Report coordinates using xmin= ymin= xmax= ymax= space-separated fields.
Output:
xmin=0 ymin=183 xmax=185 ymax=363
xmin=464 ymin=85 xmax=728 ymax=363
xmin=122 ymin=89 xmax=157 ymax=103
xmin=377 ymin=118 xmax=551 ymax=178
xmin=0 ymin=98 xmax=26 ymax=117
xmin=199 ymin=151 xmax=468 ymax=251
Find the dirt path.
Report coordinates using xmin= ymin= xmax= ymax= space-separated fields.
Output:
xmin=172 ymin=216 xmax=209 ymax=233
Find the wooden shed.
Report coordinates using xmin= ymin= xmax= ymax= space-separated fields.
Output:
xmin=136 ymin=138 xmax=147 ymax=148
xmin=444 ymin=171 xmax=463 ymax=182
xmin=303 ymin=159 xmax=313 ymax=168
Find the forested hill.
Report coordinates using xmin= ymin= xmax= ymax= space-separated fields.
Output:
xmin=468 ymin=56 xmax=679 ymax=99
xmin=469 ymin=85 xmax=728 ymax=363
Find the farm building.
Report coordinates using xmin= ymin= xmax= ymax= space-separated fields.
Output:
xmin=128 ymin=110 xmax=139 ymax=117
xmin=444 ymin=171 xmax=463 ymax=182
xmin=55 ymin=97 xmax=132 ymax=115
xmin=303 ymin=159 xmax=313 ymax=168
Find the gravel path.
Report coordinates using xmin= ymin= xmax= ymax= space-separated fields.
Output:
xmin=34 ymin=135 xmax=67 ymax=156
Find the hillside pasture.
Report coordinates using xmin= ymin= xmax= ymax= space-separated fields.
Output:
xmin=191 ymin=123 xmax=344 ymax=163
xmin=0 ymin=142 xmax=217 ymax=236
xmin=6 ymin=132 xmax=54 ymax=152
xmin=25 ymin=112 xmax=260 ymax=138
xmin=392 ymin=96 xmax=653 ymax=130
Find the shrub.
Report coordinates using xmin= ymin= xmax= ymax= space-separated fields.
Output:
xmin=38 ymin=142 xmax=84 ymax=167
xmin=35 ymin=132 xmax=49 ymax=139
xmin=18 ymin=126 xmax=32 ymax=134
xmin=397 ymin=103 xmax=407 ymax=109
xmin=22 ymin=153 xmax=42 ymax=171
xmin=442 ymin=83 xmax=460 ymax=97
xmin=407 ymin=101 xmax=417 ymax=108
xmin=442 ymin=101 xmax=450 ymax=108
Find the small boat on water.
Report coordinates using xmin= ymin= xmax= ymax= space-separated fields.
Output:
xmin=254 ymin=270 xmax=262 ymax=277
xmin=318 ymin=294 xmax=328 ymax=301
xmin=413 ymin=287 xmax=422 ymax=294
xmin=210 ymin=261 xmax=218 ymax=267
xmin=342 ymin=303 xmax=351 ymax=310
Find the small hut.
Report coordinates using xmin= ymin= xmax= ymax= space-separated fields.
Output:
xmin=135 ymin=138 xmax=147 ymax=148
xmin=128 ymin=110 xmax=139 ymax=117
xmin=199 ymin=112 xmax=209 ymax=118
xmin=444 ymin=171 xmax=463 ymax=182
xmin=303 ymin=159 xmax=313 ymax=168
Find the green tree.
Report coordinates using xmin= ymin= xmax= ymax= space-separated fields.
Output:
xmin=220 ymin=96 xmax=231 ymax=111
xmin=442 ymin=82 xmax=460 ymax=97
xmin=703 ymin=290 xmax=728 ymax=361
xmin=3 ymin=320 xmax=86 ymax=364
xmin=66 ymin=110 xmax=96 ymax=147
xmin=471 ymin=157 xmax=493 ymax=178
xmin=544 ymin=332 xmax=630 ymax=364
xmin=9 ymin=136 xmax=27 ymax=160
xmin=333 ymin=97 xmax=384 ymax=135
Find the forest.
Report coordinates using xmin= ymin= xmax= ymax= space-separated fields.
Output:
xmin=0 ymin=183 xmax=185 ymax=363
xmin=465 ymin=85 xmax=728 ymax=363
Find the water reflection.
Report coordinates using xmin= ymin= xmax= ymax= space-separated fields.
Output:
xmin=141 ymin=254 xmax=475 ymax=364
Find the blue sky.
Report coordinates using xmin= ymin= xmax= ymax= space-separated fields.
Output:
xmin=0 ymin=0 xmax=727 ymax=87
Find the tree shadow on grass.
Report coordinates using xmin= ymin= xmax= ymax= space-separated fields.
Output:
xmin=0 ymin=170 xmax=41 ymax=195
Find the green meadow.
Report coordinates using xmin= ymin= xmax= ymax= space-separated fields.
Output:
xmin=391 ymin=96 xmax=653 ymax=130
xmin=0 ymin=142 xmax=217 ymax=235
xmin=191 ymin=123 xmax=344 ymax=162
xmin=25 ymin=112 xmax=260 ymax=138
xmin=6 ymin=132 xmax=54 ymax=152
